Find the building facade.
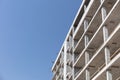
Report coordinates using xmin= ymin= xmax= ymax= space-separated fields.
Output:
xmin=52 ymin=0 xmax=120 ymax=80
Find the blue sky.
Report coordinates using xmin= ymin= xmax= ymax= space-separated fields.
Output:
xmin=0 ymin=0 xmax=82 ymax=80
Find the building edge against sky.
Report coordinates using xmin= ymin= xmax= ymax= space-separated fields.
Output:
xmin=51 ymin=0 xmax=85 ymax=72
xmin=52 ymin=0 xmax=120 ymax=80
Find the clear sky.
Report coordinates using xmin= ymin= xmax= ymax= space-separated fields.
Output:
xmin=0 ymin=0 xmax=82 ymax=80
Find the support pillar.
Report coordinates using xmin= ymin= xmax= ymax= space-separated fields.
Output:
xmin=103 ymin=27 xmax=112 ymax=80
xmin=84 ymin=5 xmax=87 ymax=11
xmin=101 ymin=7 xmax=107 ymax=21
xmin=104 ymin=47 xmax=112 ymax=80
xmin=105 ymin=47 xmax=111 ymax=64
xmin=103 ymin=26 xmax=109 ymax=42
xmin=106 ymin=69 xmax=112 ymax=80
xmin=84 ymin=20 xmax=89 ymax=32
xmin=84 ymin=35 xmax=89 ymax=47
xmin=86 ymin=68 xmax=90 ymax=80
xmin=85 ymin=52 xmax=90 ymax=80
xmin=84 ymin=19 xmax=90 ymax=80
xmin=84 ymin=19 xmax=89 ymax=47
xmin=64 ymin=42 xmax=67 ymax=80
xmin=101 ymin=5 xmax=112 ymax=80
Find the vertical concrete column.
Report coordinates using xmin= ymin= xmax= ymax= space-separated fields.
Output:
xmin=101 ymin=3 xmax=110 ymax=65
xmin=84 ymin=19 xmax=89 ymax=64
xmin=106 ymin=69 xmax=112 ymax=80
xmin=72 ymin=27 xmax=76 ymax=49
xmin=86 ymin=68 xmax=90 ymax=80
xmin=64 ymin=42 xmax=67 ymax=80
xmin=73 ymin=26 xmax=75 ymax=36
xmin=101 ymin=4 xmax=112 ymax=80
xmin=84 ymin=20 xmax=89 ymax=32
xmin=103 ymin=29 xmax=112 ymax=80
xmin=70 ymin=33 xmax=74 ymax=80
xmin=103 ymin=26 xmax=112 ymax=80
xmin=104 ymin=46 xmax=112 ymax=80
xmin=84 ymin=35 xmax=89 ymax=47
xmin=73 ymin=52 xmax=75 ymax=79
xmin=104 ymin=47 xmax=111 ymax=64
xmin=84 ymin=19 xmax=89 ymax=47
xmin=101 ymin=7 xmax=107 ymax=21
xmin=84 ymin=5 xmax=87 ymax=11
xmin=69 ymin=35 xmax=72 ymax=52
xmin=84 ymin=19 xmax=90 ymax=80
xmin=72 ymin=27 xmax=74 ymax=44
xmin=85 ymin=51 xmax=90 ymax=64
xmin=103 ymin=26 xmax=109 ymax=41
xmin=85 ymin=51 xmax=90 ymax=80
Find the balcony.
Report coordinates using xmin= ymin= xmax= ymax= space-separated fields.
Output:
xmin=73 ymin=0 xmax=101 ymax=42
xmin=74 ymin=1 xmax=120 ymax=79
xmin=92 ymin=52 xmax=120 ymax=80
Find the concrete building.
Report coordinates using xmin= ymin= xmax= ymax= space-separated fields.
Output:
xmin=51 ymin=0 xmax=120 ymax=80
